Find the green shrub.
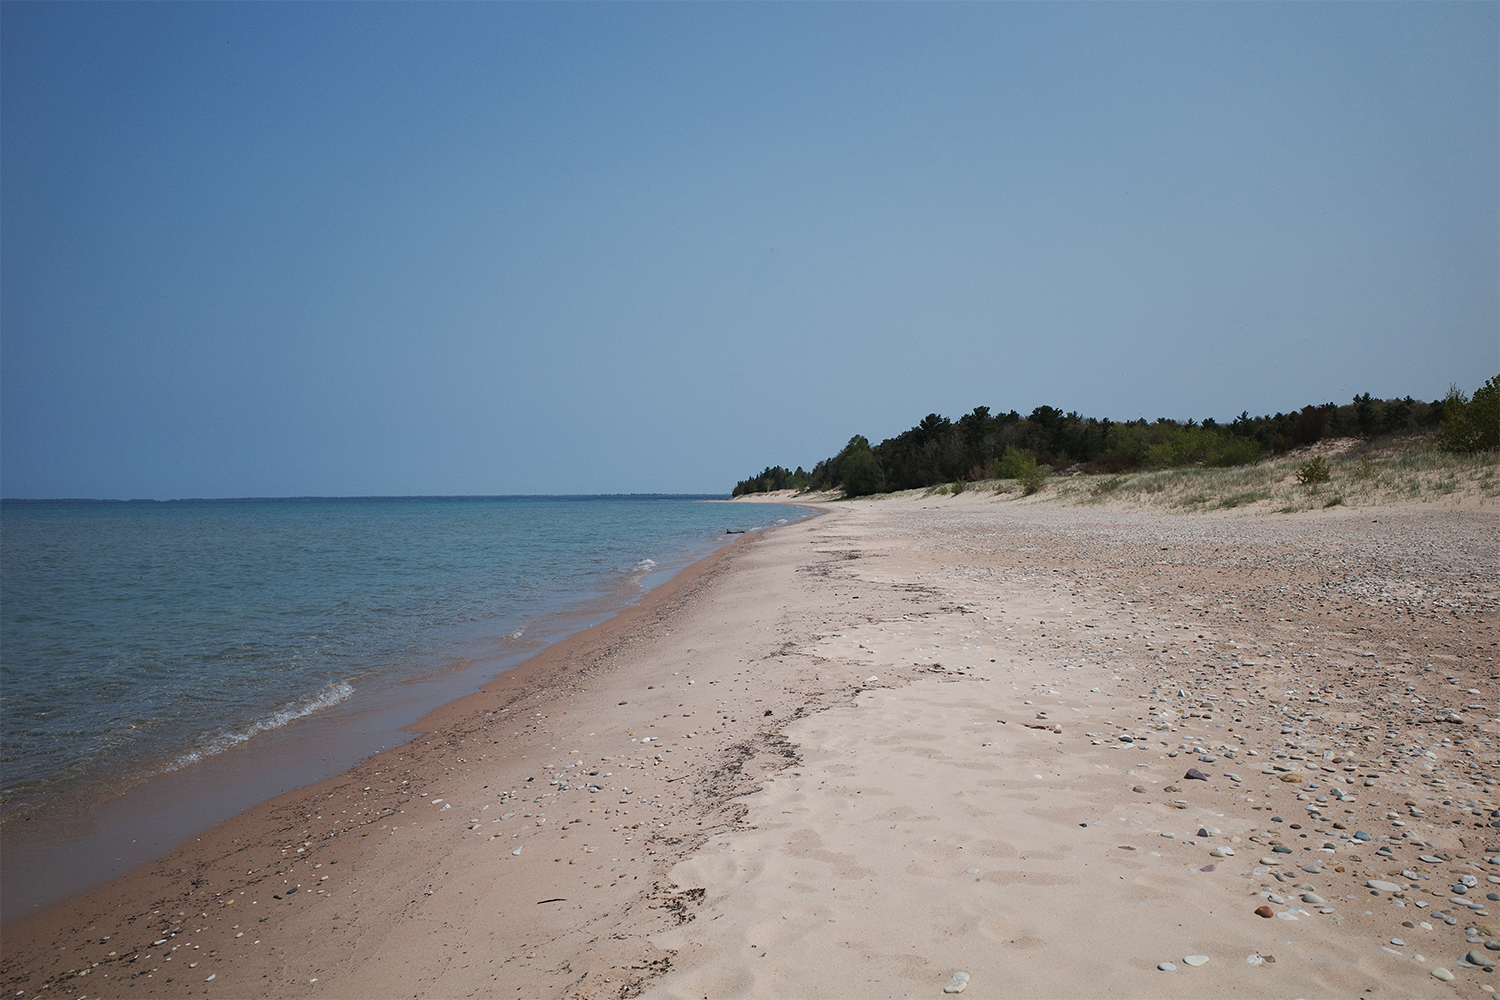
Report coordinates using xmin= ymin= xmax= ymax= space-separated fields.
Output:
xmin=1209 ymin=436 xmax=1263 ymax=467
xmin=1019 ymin=464 xmax=1048 ymax=495
xmin=996 ymin=445 xmax=1038 ymax=480
xmin=1295 ymin=456 xmax=1331 ymax=487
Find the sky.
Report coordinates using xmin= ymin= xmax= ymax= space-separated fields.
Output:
xmin=2 ymin=3 xmax=1496 ymax=499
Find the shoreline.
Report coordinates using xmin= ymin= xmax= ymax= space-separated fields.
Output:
xmin=0 ymin=509 xmax=805 ymax=927
xmin=0 ymin=502 xmax=843 ymax=997
xmin=3 ymin=492 xmax=1495 ymax=998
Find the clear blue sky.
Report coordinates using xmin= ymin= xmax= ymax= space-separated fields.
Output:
xmin=3 ymin=3 xmax=1495 ymax=499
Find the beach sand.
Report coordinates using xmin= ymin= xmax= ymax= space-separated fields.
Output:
xmin=2 ymin=489 xmax=1496 ymax=998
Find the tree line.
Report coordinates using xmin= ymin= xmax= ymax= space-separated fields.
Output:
xmin=731 ymin=375 xmax=1499 ymax=498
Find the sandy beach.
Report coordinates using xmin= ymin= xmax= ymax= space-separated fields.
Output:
xmin=3 ymin=489 xmax=1496 ymax=999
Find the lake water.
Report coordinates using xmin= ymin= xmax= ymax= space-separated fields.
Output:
xmin=0 ymin=495 xmax=810 ymax=920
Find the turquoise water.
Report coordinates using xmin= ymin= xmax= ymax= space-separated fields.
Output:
xmin=0 ymin=496 xmax=808 ymax=827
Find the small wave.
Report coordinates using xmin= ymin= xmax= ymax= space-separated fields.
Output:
xmin=508 ymin=628 xmax=525 ymax=640
xmin=167 ymin=680 xmax=355 ymax=771
xmin=633 ymin=558 xmax=657 ymax=573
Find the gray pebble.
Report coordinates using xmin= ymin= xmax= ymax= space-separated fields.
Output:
xmin=1158 ymin=962 xmax=1177 ymax=972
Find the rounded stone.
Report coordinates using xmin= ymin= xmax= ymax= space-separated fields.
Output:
xmin=1432 ymin=967 xmax=1454 ymax=981
xmin=1183 ymin=955 xmax=1209 ymax=967
xmin=1158 ymin=961 xmax=1177 ymax=972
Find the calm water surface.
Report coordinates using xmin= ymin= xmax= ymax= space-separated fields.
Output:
xmin=1 ymin=495 xmax=808 ymax=912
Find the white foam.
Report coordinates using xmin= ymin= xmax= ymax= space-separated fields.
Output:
xmin=167 ymin=680 xmax=355 ymax=770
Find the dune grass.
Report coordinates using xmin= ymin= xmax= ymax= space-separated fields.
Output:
xmin=961 ymin=431 xmax=1498 ymax=512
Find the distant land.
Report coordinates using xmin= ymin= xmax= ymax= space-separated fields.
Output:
xmin=734 ymin=376 xmax=1500 ymax=498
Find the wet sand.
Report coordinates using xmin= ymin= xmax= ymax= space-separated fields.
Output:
xmin=2 ymin=489 xmax=1495 ymax=998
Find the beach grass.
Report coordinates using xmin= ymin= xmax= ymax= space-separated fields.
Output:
xmin=874 ymin=431 xmax=1498 ymax=512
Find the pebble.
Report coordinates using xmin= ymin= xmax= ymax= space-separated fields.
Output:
xmin=1197 ymin=827 xmax=1221 ymax=837
xmin=1303 ymin=893 xmax=1326 ymax=905
xmin=1261 ymin=857 xmax=1282 ymax=866
xmin=1391 ymin=938 xmax=1405 ymax=946
xmin=966 ymin=867 xmax=979 ymax=875
xmin=1367 ymin=880 xmax=1402 ymax=892
xmin=1245 ymin=954 xmax=1263 ymax=966
xmin=1355 ymin=830 xmax=1372 ymax=841
xmin=1302 ymin=865 xmax=1322 ymax=873
xmin=1184 ymin=768 xmax=1210 ymax=781
xmin=1210 ymin=847 xmax=1234 ymax=858
xmin=1183 ymin=955 xmax=1208 ymax=967
xmin=1255 ymin=905 xmax=1274 ymax=918
xmin=1421 ymin=855 xmax=1444 ymax=864
xmin=1432 ymin=967 xmax=1454 ymax=981
xmin=1158 ymin=961 xmax=1177 ymax=971
xmin=943 ymin=971 xmax=970 ymax=994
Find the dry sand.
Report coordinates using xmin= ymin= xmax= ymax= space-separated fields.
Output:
xmin=2 ymin=488 xmax=1496 ymax=999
